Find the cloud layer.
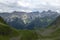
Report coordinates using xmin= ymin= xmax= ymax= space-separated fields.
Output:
xmin=0 ymin=0 xmax=60 ymax=12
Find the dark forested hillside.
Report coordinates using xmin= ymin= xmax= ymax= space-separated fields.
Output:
xmin=0 ymin=16 xmax=7 ymax=24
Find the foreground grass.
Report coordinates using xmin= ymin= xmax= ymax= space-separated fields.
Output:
xmin=19 ymin=30 xmax=38 ymax=40
xmin=0 ymin=29 xmax=60 ymax=40
xmin=0 ymin=35 xmax=10 ymax=40
xmin=0 ymin=30 xmax=38 ymax=40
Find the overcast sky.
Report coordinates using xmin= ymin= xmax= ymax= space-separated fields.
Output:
xmin=0 ymin=0 xmax=60 ymax=12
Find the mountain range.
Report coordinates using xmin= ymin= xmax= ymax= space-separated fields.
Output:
xmin=0 ymin=14 xmax=60 ymax=40
xmin=0 ymin=10 xmax=59 ymax=29
xmin=0 ymin=16 xmax=38 ymax=40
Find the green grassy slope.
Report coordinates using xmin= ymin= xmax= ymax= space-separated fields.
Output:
xmin=0 ymin=16 xmax=19 ymax=40
xmin=1 ymin=15 xmax=60 ymax=40
xmin=0 ymin=16 xmax=38 ymax=40
xmin=19 ymin=30 xmax=38 ymax=40
xmin=37 ymin=16 xmax=60 ymax=40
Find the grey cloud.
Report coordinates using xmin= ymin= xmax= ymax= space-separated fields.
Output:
xmin=0 ymin=0 xmax=60 ymax=12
